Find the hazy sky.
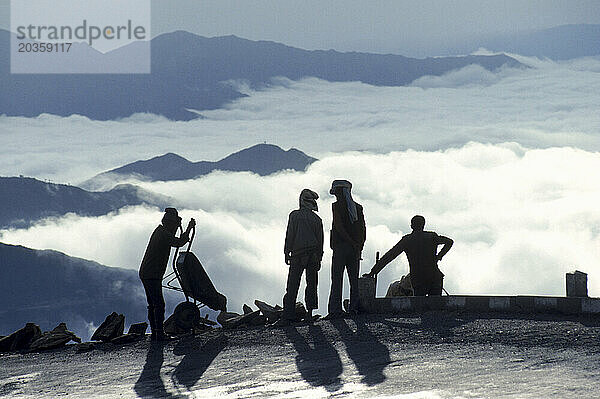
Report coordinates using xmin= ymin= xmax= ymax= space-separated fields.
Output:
xmin=1 ymin=0 xmax=599 ymax=55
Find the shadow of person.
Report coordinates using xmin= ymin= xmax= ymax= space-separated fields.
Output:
xmin=284 ymin=324 xmax=343 ymax=392
xmin=330 ymin=317 xmax=390 ymax=386
xmin=171 ymin=333 xmax=228 ymax=392
xmin=134 ymin=341 xmax=180 ymax=399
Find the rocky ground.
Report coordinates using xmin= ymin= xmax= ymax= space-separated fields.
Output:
xmin=1 ymin=311 xmax=600 ymax=398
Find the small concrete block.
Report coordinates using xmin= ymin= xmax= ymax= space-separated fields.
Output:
xmin=373 ymin=298 xmax=390 ymax=313
xmin=447 ymin=296 xmax=466 ymax=309
xmin=489 ymin=297 xmax=511 ymax=310
xmin=390 ymin=297 xmax=412 ymax=311
xmin=534 ymin=297 xmax=558 ymax=310
xmin=422 ymin=296 xmax=446 ymax=310
xmin=581 ymin=298 xmax=600 ymax=313
xmin=556 ymin=297 xmax=582 ymax=314
xmin=566 ymin=271 xmax=588 ymax=297
xmin=515 ymin=296 xmax=535 ymax=312
xmin=465 ymin=296 xmax=490 ymax=311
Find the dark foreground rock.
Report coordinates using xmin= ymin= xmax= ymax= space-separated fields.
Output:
xmin=254 ymin=300 xmax=283 ymax=323
xmin=0 ymin=323 xmax=42 ymax=352
xmin=128 ymin=322 xmax=148 ymax=336
xmin=92 ymin=312 xmax=125 ymax=342
xmin=29 ymin=323 xmax=81 ymax=351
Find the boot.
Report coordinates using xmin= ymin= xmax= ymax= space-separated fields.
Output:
xmin=147 ymin=306 xmax=157 ymax=340
xmin=152 ymin=307 xmax=171 ymax=341
xmin=304 ymin=308 xmax=314 ymax=323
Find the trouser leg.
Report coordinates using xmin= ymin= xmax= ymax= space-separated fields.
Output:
xmin=304 ymin=264 xmax=318 ymax=311
xmin=411 ymin=278 xmax=427 ymax=296
xmin=147 ymin=306 xmax=156 ymax=332
xmin=283 ymin=260 xmax=303 ymax=320
xmin=328 ymin=249 xmax=345 ymax=314
xmin=430 ymin=274 xmax=443 ymax=296
xmin=142 ymin=279 xmax=165 ymax=334
xmin=347 ymin=252 xmax=360 ymax=312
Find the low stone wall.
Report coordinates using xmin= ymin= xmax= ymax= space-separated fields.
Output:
xmin=371 ymin=295 xmax=600 ymax=315
xmin=357 ymin=277 xmax=600 ymax=315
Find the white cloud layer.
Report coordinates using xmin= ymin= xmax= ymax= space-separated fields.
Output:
xmin=0 ymin=56 xmax=599 ymax=184
xmin=2 ymin=144 xmax=599 ymax=315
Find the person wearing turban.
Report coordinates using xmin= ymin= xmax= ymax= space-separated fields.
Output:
xmin=326 ymin=180 xmax=366 ymax=318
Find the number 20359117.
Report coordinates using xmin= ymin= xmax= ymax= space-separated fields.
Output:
xmin=17 ymin=42 xmax=72 ymax=52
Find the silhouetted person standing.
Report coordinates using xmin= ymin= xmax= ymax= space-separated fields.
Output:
xmin=276 ymin=189 xmax=324 ymax=326
xmin=365 ymin=215 xmax=453 ymax=296
xmin=139 ymin=208 xmax=195 ymax=341
xmin=327 ymin=180 xmax=366 ymax=318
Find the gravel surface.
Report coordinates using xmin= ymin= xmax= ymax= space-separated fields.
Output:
xmin=1 ymin=311 xmax=600 ymax=398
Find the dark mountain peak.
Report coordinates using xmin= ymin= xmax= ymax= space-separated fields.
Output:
xmin=90 ymin=144 xmax=318 ymax=184
xmin=0 ymin=176 xmax=168 ymax=229
xmin=108 ymin=153 xmax=193 ymax=180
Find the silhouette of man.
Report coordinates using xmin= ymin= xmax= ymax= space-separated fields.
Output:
xmin=326 ymin=180 xmax=366 ymax=318
xmin=275 ymin=189 xmax=323 ymax=326
xmin=139 ymin=208 xmax=195 ymax=340
xmin=365 ymin=215 xmax=452 ymax=296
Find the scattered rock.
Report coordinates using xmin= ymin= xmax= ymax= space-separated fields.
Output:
xmin=0 ymin=323 xmax=42 ymax=352
xmin=198 ymin=314 xmax=218 ymax=326
xmin=193 ymin=324 xmax=211 ymax=334
xmin=386 ymin=274 xmax=413 ymax=297
xmin=92 ymin=312 xmax=125 ymax=342
xmin=243 ymin=304 xmax=253 ymax=314
xmin=128 ymin=322 xmax=148 ymax=336
xmin=76 ymin=342 xmax=95 ymax=353
xmin=217 ymin=311 xmax=241 ymax=327
xmin=221 ymin=310 xmax=264 ymax=329
xmin=111 ymin=334 xmax=144 ymax=345
xmin=29 ymin=323 xmax=81 ymax=351
xmin=255 ymin=300 xmax=283 ymax=323
xmin=250 ymin=314 xmax=267 ymax=326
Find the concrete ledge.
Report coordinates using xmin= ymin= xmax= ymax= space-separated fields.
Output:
xmin=372 ymin=295 xmax=600 ymax=315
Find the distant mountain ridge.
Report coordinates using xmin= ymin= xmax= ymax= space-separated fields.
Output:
xmin=0 ymin=177 xmax=169 ymax=229
xmin=481 ymin=24 xmax=600 ymax=60
xmin=0 ymin=29 xmax=523 ymax=120
xmin=0 ymin=242 xmax=178 ymax=340
xmin=89 ymin=143 xmax=318 ymax=184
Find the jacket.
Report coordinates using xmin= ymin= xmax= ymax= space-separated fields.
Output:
xmin=139 ymin=224 xmax=189 ymax=280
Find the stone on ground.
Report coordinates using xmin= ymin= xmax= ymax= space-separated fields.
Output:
xmin=255 ymin=300 xmax=283 ymax=323
xmin=91 ymin=312 xmax=125 ymax=342
xmin=128 ymin=322 xmax=148 ymax=336
xmin=29 ymin=323 xmax=81 ymax=351
xmin=0 ymin=323 xmax=42 ymax=352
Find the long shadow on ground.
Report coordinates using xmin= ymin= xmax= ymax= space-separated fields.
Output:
xmin=134 ymin=341 xmax=182 ymax=399
xmin=284 ymin=324 xmax=343 ymax=392
xmin=171 ymin=333 xmax=228 ymax=392
xmin=330 ymin=317 xmax=391 ymax=386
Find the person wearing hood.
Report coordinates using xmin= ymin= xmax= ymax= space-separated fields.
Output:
xmin=326 ymin=179 xmax=366 ymax=318
xmin=139 ymin=208 xmax=195 ymax=341
xmin=276 ymin=189 xmax=324 ymax=326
